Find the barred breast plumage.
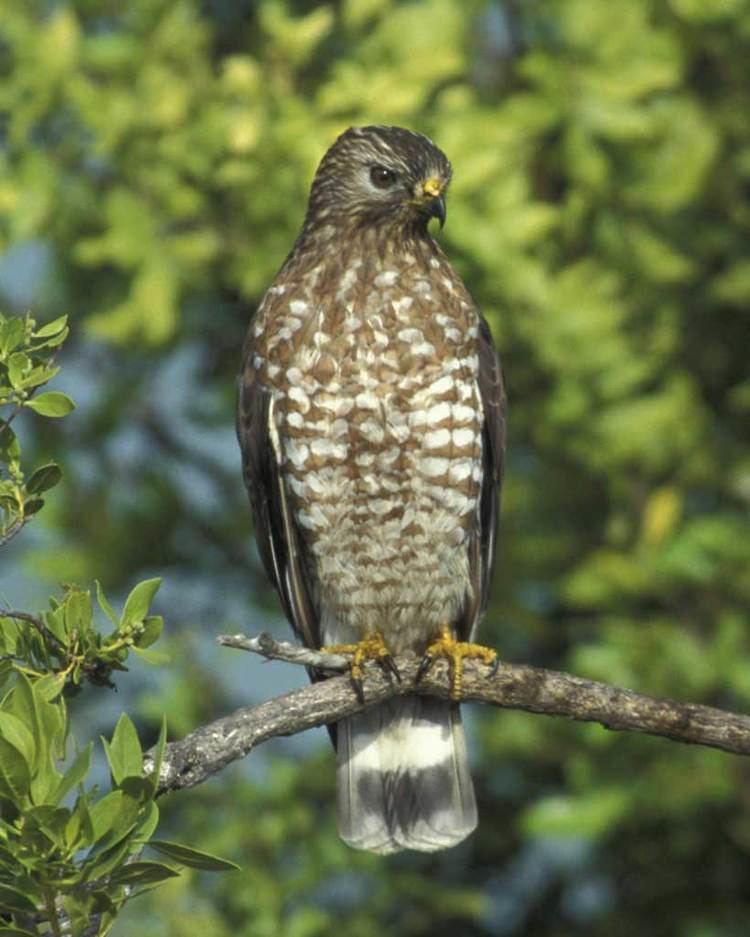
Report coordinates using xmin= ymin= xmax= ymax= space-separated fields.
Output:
xmin=252 ymin=236 xmax=484 ymax=652
xmin=238 ymin=125 xmax=506 ymax=854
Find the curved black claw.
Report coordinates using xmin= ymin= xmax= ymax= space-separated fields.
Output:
xmin=416 ymin=653 xmax=435 ymax=683
xmin=489 ymin=656 xmax=500 ymax=677
xmin=322 ymin=633 xmax=398 ymax=702
xmin=351 ymin=674 xmax=366 ymax=704
xmin=379 ymin=653 xmax=401 ymax=682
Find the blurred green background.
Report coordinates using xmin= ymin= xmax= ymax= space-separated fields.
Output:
xmin=2 ymin=0 xmax=750 ymax=934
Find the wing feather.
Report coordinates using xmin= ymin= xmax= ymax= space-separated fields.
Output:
xmin=236 ymin=327 xmax=320 ymax=651
xmin=460 ymin=312 xmax=507 ymax=639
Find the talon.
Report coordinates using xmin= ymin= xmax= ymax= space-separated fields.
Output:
xmin=416 ymin=654 xmax=435 ymax=683
xmin=420 ymin=628 xmax=498 ymax=700
xmin=351 ymin=673 xmax=365 ymax=704
xmin=321 ymin=632 xmax=396 ymax=700
xmin=380 ymin=653 xmax=401 ymax=682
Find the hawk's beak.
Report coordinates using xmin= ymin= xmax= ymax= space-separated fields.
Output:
xmin=422 ymin=177 xmax=447 ymax=228
xmin=428 ymin=193 xmax=446 ymax=228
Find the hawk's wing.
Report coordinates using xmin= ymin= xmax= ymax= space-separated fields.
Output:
xmin=460 ymin=313 xmax=507 ymax=640
xmin=236 ymin=322 xmax=320 ymax=651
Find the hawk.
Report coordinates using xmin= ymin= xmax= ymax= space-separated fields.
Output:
xmin=237 ymin=126 xmax=506 ymax=854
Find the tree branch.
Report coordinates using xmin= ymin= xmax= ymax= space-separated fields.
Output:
xmin=146 ymin=633 xmax=750 ymax=795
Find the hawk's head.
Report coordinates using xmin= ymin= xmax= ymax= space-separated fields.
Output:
xmin=304 ymin=125 xmax=452 ymax=233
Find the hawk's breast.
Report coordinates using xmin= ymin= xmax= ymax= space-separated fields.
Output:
xmin=254 ymin=251 xmax=484 ymax=650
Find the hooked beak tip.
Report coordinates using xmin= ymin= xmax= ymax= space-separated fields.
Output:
xmin=429 ymin=194 xmax=446 ymax=229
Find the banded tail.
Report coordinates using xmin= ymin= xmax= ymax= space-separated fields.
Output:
xmin=336 ymin=697 xmax=477 ymax=854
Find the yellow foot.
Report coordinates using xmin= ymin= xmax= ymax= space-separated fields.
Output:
xmin=417 ymin=629 xmax=498 ymax=700
xmin=322 ymin=632 xmax=400 ymax=701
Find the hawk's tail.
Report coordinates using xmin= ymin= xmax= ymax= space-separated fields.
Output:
xmin=335 ymin=697 xmax=477 ymax=854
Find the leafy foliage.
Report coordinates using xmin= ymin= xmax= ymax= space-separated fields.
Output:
xmin=0 ymin=580 xmax=234 ymax=935
xmin=1 ymin=0 xmax=750 ymax=935
xmin=0 ymin=313 xmax=71 ymax=545
xmin=0 ymin=574 xmax=236 ymax=935
xmin=1 ymin=579 xmax=167 ymax=691
xmin=0 ymin=342 xmax=234 ymax=934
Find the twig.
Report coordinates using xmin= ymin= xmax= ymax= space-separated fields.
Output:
xmin=0 ymin=516 xmax=27 ymax=548
xmin=146 ymin=633 xmax=750 ymax=795
xmin=2 ymin=609 xmax=68 ymax=653
xmin=217 ymin=632 xmax=351 ymax=671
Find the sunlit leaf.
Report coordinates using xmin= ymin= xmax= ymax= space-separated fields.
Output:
xmin=149 ymin=840 xmax=240 ymax=871
xmin=108 ymin=860 xmax=181 ymax=886
xmin=32 ymin=314 xmax=68 ymax=338
xmin=55 ymin=742 xmax=92 ymax=803
xmin=130 ymin=645 xmax=170 ymax=666
xmin=96 ymin=580 xmax=119 ymax=628
xmin=24 ymin=391 xmax=75 ymax=417
xmin=0 ymin=736 xmax=31 ymax=801
xmin=102 ymin=713 xmax=143 ymax=786
xmin=120 ymin=578 xmax=162 ymax=627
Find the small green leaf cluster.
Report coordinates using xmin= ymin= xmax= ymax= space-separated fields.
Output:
xmin=0 ymin=313 xmax=73 ymax=546
xmin=0 ymin=683 xmax=236 ymax=936
xmin=0 ymin=310 xmax=236 ymax=932
xmin=0 ymin=675 xmax=161 ymax=936
xmin=0 ymin=579 xmax=168 ymax=691
xmin=0 ymin=581 xmax=236 ymax=934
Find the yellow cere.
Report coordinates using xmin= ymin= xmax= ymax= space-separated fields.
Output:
xmin=422 ymin=177 xmax=444 ymax=198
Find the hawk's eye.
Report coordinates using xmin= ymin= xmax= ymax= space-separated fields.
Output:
xmin=369 ymin=165 xmax=399 ymax=189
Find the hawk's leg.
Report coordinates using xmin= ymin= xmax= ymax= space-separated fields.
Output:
xmin=323 ymin=632 xmax=400 ymax=702
xmin=417 ymin=628 xmax=498 ymax=701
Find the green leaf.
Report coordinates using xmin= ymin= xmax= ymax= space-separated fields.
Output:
xmin=0 ymin=317 xmax=25 ymax=355
xmin=32 ymin=678 xmax=66 ymax=762
xmin=136 ymin=614 xmax=164 ymax=649
xmin=40 ymin=325 xmax=69 ymax=348
xmin=119 ymin=775 xmax=155 ymax=802
xmin=0 ymin=712 xmax=35 ymax=771
xmin=149 ymin=839 xmax=240 ymax=871
xmin=96 ymin=580 xmax=119 ymax=627
xmin=0 ymin=618 xmax=19 ymax=654
xmin=102 ymin=713 xmax=142 ymax=786
xmin=82 ymin=836 xmax=134 ymax=882
xmin=25 ymin=462 xmax=62 ymax=494
xmin=0 ymin=423 xmax=20 ymax=462
xmin=121 ymin=578 xmax=162 ymax=626
xmin=8 ymin=672 xmax=41 ymax=753
xmin=63 ymin=587 xmax=93 ymax=641
xmin=43 ymin=606 xmax=67 ymax=644
xmin=108 ymin=860 xmax=180 ymax=886
xmin=145 ymin=715 xmax=167 ymax=790
xmin=32 ymin=314 xmax=68 ymax=339
xmin=34 ymin=673 xmax=67 ymax=702
xmin=0 ymin=884 xmax=38 ymax=913
xmin=24 ymin=804 xmax=70 ymax=848
xmin=7 ymin=352 xmax=30 ymax=390
xmin=72 ymin=794 xmax=96 ymax=849
xmin=16 ymin=363 xmax=60 ymax=392
xmin=24 ymin=391 xmax=75 ymax=417
xmin=130 ymin=645 xmax=170 ymax=666
xmin=9 ymin=672 xmax=65 ymax=802
xmin=22 ymin=497 xmax=44 ymax=517
xmin=30 ymin=756 xmax=63 ymax=806
xmin=89 ymin=789 xmax=142 ymax=848
xmin=88 ymin=789 xmax=125 ymax=843
xmin=55 ymin=742 xmax=93 ymax=803
xmin=133 ymin=799 xmax=159 ymax=842
xmin=0 ymin=927 xmax=40 ymax=937
xmin=0 ymin=736 xmax=31 ymax=801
